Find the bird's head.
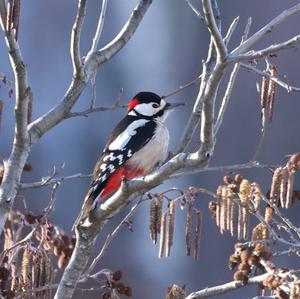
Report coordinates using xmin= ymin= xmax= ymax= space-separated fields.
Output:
xmin=127 ymin=91 xmax=183 ymax=121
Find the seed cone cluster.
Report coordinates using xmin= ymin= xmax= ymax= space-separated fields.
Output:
xmin=209 ymin=174 xmax=262 ymax=240
xmin=0 ymin=210 xmax=76 ymax=298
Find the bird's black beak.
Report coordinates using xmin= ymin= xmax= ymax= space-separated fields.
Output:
xmin=165 ymin=102 xmax=185 ymax=110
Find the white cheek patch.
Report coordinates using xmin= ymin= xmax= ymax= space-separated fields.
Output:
xmin=108 ymin=119 xmax=149 ymax=150
xmin=134 ymin=103 xmax=160 ymax=116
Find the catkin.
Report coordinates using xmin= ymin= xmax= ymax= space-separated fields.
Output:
xmin=286 ymin=169 xmax=295 ymax=209
xmin=270 ymin=167 xmax=282 ymax=206
xmin=185 ymin=201 xmax=193 ymax=256
xmin=267 ymin=65 xmax=278 ymax=123
xmin=166 ymin=200 xmax=176 ymax=257
xmin=158 ymin=212 xmax=167 ymax=258
xmin=21 ymin=248 xmax=31 ymax=291
xmin=194 ymin=211 xmax=202 ymax=261
xmin=280 ymin=167 xmax=288 ymax=208
xmin=150 ymin=196 xmax=163 ymax=244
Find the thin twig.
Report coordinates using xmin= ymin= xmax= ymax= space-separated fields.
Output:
xmin=184 ymin=273 xmax=270 ymax=299
xmin=223 ymin=16 xmax=239 ymax=46
xmin=240 ymin=63 xmax=300 ymax=92
xmin=171 ymin=161 xmax=274 ymax=178
xmin=231 ymin=34 xmax=300 ymax=63
xmin=162 ymin=75 xmax=202 ymax=99
xmin=84 ymin=198 xmax=143 ymax=277
xmin=89 ymin=0 xmax=108 ymax=53
xmin=231 ymin=3 xmax=300 ymax=56
xmin=185 ymin=0 xmax=203 ymax=20
xmin=202 ymin=0 xmax=227 ymax=61
xmin=70 ymin=0 xmax=87 ymax=77
xmin=0 ymin=183 xmax=60 ymax=262
xmin=66 ymin=103 xmax=126 ymax=118
xmin=214 ymin=17 xmax=252 ymax=135
xmin=20 ymin=173 xmax=91 ymax=189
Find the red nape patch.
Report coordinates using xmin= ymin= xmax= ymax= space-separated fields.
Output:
xmin=99 ymin=167 xmax=145 ymax=198
xmin=128 ymin=98 xmax=140 ymax=111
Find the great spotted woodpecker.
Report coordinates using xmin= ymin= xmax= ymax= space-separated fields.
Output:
xmin=74 ymin=91 xmax=182 ymax=227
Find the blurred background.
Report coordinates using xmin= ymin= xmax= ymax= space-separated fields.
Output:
xmin=1 ymin=0 xmax=300 ymax=298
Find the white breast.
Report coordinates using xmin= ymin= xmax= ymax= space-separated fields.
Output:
xmin=126 ymin=121 xmax=169 ymax=173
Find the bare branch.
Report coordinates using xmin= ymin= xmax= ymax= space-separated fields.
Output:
xmin=70 ymin=0 xmax=87 ymax=78
xmin=171 ymin=161 xmax=274 ymax=179
xmin=184 ymin=273 xmax=269 ymax=299
xmin=223 ymin=16 xmax=239 ymax=46
xmin=202 ymin=0 xmax=227 ymax=61
xmin=0 ymin=0 xmax=7 ymax=29
xmin=185 ymin=0 xmax=203 ymax=20
xmin=214 ymin=17 xmax=252 ymax=135
xmin=20 ymin=173 xmax=91 ymax=189
xmin=0 ymin=2 xmax=30 ymax=233
xmin=240 ymin=63 xmax=300 ymax=92
xmin=29 ymin=0 xmax=152 ymax=146
xmin=231 ymin=34 xmax=300 ymax=62
xmin=84 ymin=198 xmax=143 ymax=277
xmin=65 ymin=103 xmax=126 ymax=118
xmin=231 ymin=3 xmax=300 ymax=56
xmin=89 ymin=0 xmax=108 ymax=53
xmin=162 ymin=75 xmax=202 ymax=99
xmin=90 ymin=0 xmax=153 ymax=66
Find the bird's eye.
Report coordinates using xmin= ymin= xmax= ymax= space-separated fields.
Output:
xmin=152 ymin=103 xmax=159 ymax=108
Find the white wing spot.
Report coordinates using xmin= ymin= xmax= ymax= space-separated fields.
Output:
xmin=100 ymin=164 xmax=107 ymax=171
xmin=101 ymin=174 xmax=107 ymax=182
xmin=108 ymin=164 xmax=115 ymax=173
xmin=103 ymin=155 xmax=110 ymax=161
xmin=127 ymin=149 xmax=132 ymax=157
xmin=108 ymin=120 xmax=149 ymax=151
xmin=117 ymin=154 xmax=123 ymax=165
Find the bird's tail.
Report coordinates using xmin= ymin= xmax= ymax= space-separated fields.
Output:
xmin=72 ymin=194 xmax=95 ymax=230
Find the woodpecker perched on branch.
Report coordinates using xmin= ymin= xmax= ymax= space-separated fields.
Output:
xmin=74 ymin=91 xmax=183 ymax=227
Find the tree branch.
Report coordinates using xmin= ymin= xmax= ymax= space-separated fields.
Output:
xmin=0 ymin=0 xmax=153 ymax=237
xmin=214 ymin=17 xmax=252 ymax=135
xmin=70 ymin=0 xmax=87 ymax=78
xmin=89 ymin=0 xmax=108 ymax=53
xmin=202 ymin=0 xmax=227 ymax=61
xmin=0 ymin=3 xmax=30 ymax=234
xmin=90 ymin=0 xmax=153 ymax=66
xmin=231 ymin=34 xmax=300 ymax=62
xmin=184 ymin=273 xmax=269 ymax=299
xmin=231 ymin=3 xmax=300 ymax=56
xmin=240 ymin=62 xmax=300 ymax=92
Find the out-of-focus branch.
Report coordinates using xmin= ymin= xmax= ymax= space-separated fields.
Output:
xmin=240 ymin=63 xmax=300 ymax=92
xmin=70 ymin=0 xmax=87 ymax=78
xmin=184 ymin=273 xmax=269 ymax=299
xmin=89 ymin=0 xmax=108 ymax=53
xmin=202 ymin=0 xmax=227 ymax=61
xmin=231 ymin=3 xmax=300 ymax=56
